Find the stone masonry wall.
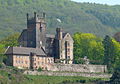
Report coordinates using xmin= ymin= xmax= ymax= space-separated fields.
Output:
xmin=46 ymin=64 xmax=107 ymax=73
xmin=24 ymin=71 xmax=112 ymax=78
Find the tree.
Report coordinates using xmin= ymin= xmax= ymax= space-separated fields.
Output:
xmin=102 ymin=35 xmax=115 ymax=73
xmin=0 ymin=33 xmax=20 ymax=47
xmin=112 ymin=39 xmax=120 ymax=69
xmin=73 ymin=32 xmax=104 ymax=64
xmin=110 ymin=65 xmax=120 ymax=84
xmin=0 ymin=33 xmax=19 ymax=66
xmin=0 ymin=44 xmax=5 ymax=68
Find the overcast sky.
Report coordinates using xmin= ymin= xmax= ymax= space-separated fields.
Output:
xmin=71 ymin=0 xmax=120 ymax=5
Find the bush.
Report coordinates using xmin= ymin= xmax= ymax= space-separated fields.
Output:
xmin=38 ymin=67 xmax=42 ymax=72
xmin=0 ymin=63 xmax=2 ymax=68
xmin=110 ymin=66 xmax=120 ymax=84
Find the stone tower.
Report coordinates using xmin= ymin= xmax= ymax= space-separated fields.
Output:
xmin=55 ymin=28 xmax=63 ymax=59
xmin=55 ymin=28 xmax=74 ymax=64
xmin=27 ymin=12 xmax=46 ymax=49
xmin=18 ymin=13 xmax=73 ymax=64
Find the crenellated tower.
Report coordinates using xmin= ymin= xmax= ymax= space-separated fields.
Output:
xmin=27 ymin=12 xmax=46 ymax=49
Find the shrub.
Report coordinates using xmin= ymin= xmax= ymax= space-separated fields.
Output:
xmin=0 ymin=63 xmax=2 ymax=68
xmin=38 ymin=67 xmax=42 ymax=72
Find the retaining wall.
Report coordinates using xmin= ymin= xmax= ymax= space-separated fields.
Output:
xmin=24 ymin=71 xmax=111 ymax=78
xmin=46 ymin=64 xmax=107 ymax=73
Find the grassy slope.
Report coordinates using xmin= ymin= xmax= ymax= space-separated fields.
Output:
xmin=0 ymin=67 xmax=108 ymax=84
xmin=0 ymin=0 xmax=120 ymax=39
xmin=23 ymin=75 xmax=104 ymax=84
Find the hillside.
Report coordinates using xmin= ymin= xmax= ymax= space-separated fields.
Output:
xmin=0 ymin=0 xmax=120 ymax=39
xmin=0 ymin=67 xmax=108 ymax=84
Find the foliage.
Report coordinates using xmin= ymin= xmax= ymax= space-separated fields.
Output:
xmin=0 ymin=44 xmax=5 ymax=67
xmin=0 ymin=67 xmax=26 ymax=84
xmin=110 ymin=65 xmax=120 ymax=84
xmin=112 ymin=39 xmax=120 ymax=68
xmin=73 ymin=32 xmax=104 ymax=64
xmin=0 ymin=0 xmax=120 ymax=39
xmin=0 ymin=65 xmax=107 ymax=84
xmin=73 ymin=33 xmax=120 ymax=74
xmin=0 ymin=44 xmax=5 ymax=53
xmin=38 ymin=67 xmax=42 ymax=72
xmin=102 ymin=35 xmax=115 ymax=73
xmin=0 ymin=33 xmax=20 ymax=47
xmin=23 ymin=75 xmax=106 ymax=84
xmin=0 ymin=33 xmax=19 ymax=68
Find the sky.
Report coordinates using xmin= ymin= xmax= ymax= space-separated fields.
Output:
xmin=71 ymin=0 xmax=120 ymax=5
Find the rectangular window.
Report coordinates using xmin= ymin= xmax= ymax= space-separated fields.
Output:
xmin=67 ymin=49 xmax=70 ymax=52
xmin=25 ymin=61 xmax=27 ymax=64
xmin=68 ymin=56 xmax=70 ymax=59
xmin=51 ymin=59 xmax=53 ymax=62
xmin=67 ymin=43 xmax=70 ymax=46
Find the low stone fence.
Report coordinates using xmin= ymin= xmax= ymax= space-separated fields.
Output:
xmin=46 ymin=64 xmax=107 ymax=73
xmin=24 ymin=71 xmax=112 ymax=78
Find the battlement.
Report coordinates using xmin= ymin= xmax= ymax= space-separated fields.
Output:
xmin=27 ymin=12 xmax=46 ymax=23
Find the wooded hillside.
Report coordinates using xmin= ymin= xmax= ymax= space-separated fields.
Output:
xmin=0 ymin=0 xmax=120 ymax=39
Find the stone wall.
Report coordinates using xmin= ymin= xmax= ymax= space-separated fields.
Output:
xmin=46 ymin=64 xmax=107 ymax=73
xmin=24 ymin=71 xmax=111 ymax=78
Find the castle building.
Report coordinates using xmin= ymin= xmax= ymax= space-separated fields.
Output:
xmin=5 ymin=12 xmax=74 ymax=69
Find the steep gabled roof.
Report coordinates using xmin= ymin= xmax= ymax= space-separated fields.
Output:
xmin=62 ymin=32 xmax=68 ymax=38
xmin=18 ymin=29 xmax=27 ymax=42
xmin=5 ymin=47 xmax=46 ymax=56
xmin=62 ymin=33 xmax=74 ymax=42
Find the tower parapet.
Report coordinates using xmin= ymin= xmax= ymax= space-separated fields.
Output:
xmin=27 ymin=12 xmax=46 ymax=28
xmin=26 ymin=12 xmax=46 ymax=48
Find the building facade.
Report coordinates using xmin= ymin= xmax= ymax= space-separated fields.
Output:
xmin=5 ymin=12 xmax=74 ymax=69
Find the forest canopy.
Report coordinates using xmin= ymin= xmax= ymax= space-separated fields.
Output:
xmin=0 ymin=0 xmax=120 ymax=39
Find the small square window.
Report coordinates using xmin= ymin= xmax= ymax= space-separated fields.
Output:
xmin=67 ymin=49 xmax=70 ymax=52
xmin=68 ymin=56 xmax=70 ymax=59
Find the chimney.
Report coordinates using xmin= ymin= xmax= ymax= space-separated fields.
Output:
xmin=27 ymin=13 xmax=29 ymax=20
xmin=34 ymin=12 xmax=37 ymax=19
xmin=56 ymin=28 xmax=63 ymax=40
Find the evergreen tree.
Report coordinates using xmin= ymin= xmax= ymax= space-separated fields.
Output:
xmin=102 ymin=35 xmax=115 ymax=73
xmin=110 ymin=66 xmax=120 ymax=84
